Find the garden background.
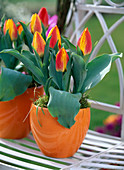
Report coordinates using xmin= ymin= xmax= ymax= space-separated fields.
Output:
xmin=0 ymin=0 xmax=124 ymax=131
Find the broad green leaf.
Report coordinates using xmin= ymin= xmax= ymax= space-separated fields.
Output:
xmin=0 ymin=67 xmax=32 ymax=101
xmin=72 ymin=53 xmax=87 ymax=93
xmin=21 ymin=50 xmax=40 ymax=68
xmin=110 ymin=53 xmax=123 ymax=62
xmin=61 ymin=36 xmax=76 ymax=52
xmin=47 ymin=87 xmax=81 ymax=128
xmin=0 ymin=49 xmax=44 ymax=85
xmin=0 ymin=32 xmax=19 ymax=69
xmin=81 ymin=54 xmax=117 ymax=93
xmin=20 ymin=21 xmax=33 ymax=52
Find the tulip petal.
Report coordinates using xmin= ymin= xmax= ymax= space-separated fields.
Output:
xmin=30 ymin=13 xmax=42 ymax=34
xmin=47 ymin=25 xmax=61 ymax=49
xmin=77 ymin=28 xmax=92 ymax=56
xmin=32 ymin=31 xmax=46 ymax=57
xmin=3 ymin=19 xmax=18 ymax=41
xmin=56 ymin=47 xmax=69 ymax=72
xmin=38 ymin=7 xmax=48 ymax=28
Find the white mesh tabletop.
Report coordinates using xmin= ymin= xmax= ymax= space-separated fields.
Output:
xmin=1 ymin=130 xmax=124 ymax=170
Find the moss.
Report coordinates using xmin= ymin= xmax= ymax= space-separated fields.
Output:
xmin=34 ymin=93 xmax=90 ymax=109
xmin=79 ymin=93 xmax=90 ymax=109
xmin=34 ymin=95 xmax=48 ymax=108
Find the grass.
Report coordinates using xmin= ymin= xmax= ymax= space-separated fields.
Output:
xmin=84 ymin=14 xmax=124 ymax=130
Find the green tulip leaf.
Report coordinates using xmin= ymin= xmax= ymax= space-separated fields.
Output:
xmin=62 ymin=53 xmax=72 ymax=91
xmin=77 ymin=46 xmax=84 ymax=58
xmin=49 ymin=53 xmax=63 ymax=89
xmin=41 ymin=22 xmax=46 ymax=41
xmin=0 ymin=32 xmax=19 ymax=69
xmin=21 ymin=50 xmax=41 ymax=68
xmin=47 ymin=87 xmax=81 ymax=128
xmin=72 ymin=53 xmax=87 ymax=93
xmin=31 ymin=46 xmax=43 ymax=70
xmin=20 ymin=21 xmax=33 ymax=52
xmin=0 ymin=67 xmax=32 ymax=101
xmin=110 ymin=53 xmax=123 ymax=62
xmin=41 ymin=37 xmax=51 ymax=85
xmin=61 ymin=36 xmax=76 ymax=53
xmin=81 ymin=53 xmax=122 ymax=93
xmin=0 ymin=49 xmax=44 ymax=85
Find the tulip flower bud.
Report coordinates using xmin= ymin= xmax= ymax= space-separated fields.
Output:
xmin=3 ymin=19 xmax=18 ymax=41
xmin=32 ymin=31 xmax=46 ymax=57
xmin=77 ymin=28 xmax=92 ymax=56
xmin=30 ymin=13 xmax=42 ymax=34
xmin=17 ymin=21 xmax=25 ymax=35
xmin=47 ymin=25 xmax=61 ymax=49
xmin=56 ymin=47 xmax=69 ymax=72
xmin=38 ymin=7 xmax=48 ymax=28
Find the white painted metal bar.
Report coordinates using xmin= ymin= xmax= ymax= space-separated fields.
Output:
xmin=77 ymin=4 xmax=124 ymax=14
xmin=105 ymin=0 xmax=124 ymax=7
xmin=88 ymin=99 xmax=121 ymax=114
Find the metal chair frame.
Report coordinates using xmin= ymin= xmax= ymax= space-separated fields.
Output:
xmin=0 ymin=0 xmax=124 ymax=169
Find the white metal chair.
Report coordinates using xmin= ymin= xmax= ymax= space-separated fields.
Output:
xmin=0 ymin=0 xmax=124 ymax=169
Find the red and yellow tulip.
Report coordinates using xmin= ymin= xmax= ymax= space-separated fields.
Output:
xmin=3 ymin=19 xmax=18 ymax=41
xmin=32 ymin=31 xmax=46 ymax=57
xmin=47 ymin=25 xmax=61 ymax=49
xmin=38 ymin=7 xmax=48 ymax=28
xmin=56 ymin=47 xmax=69 ymax=72
xmin=77 ymin=28 xmax=92 ymax=56
xmin=30 ymin=13 xmax=42 ymax=34
xmin=17 ymin=21 xmax=25 ymax=35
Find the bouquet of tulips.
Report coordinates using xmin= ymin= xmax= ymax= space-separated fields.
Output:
xmin=0 ymin=7 xmax=58 ymax=102
xmin=0 ymin=16 xmax=32 ymax=101
xmin=1 ymin=16 xmax=122 ymax=128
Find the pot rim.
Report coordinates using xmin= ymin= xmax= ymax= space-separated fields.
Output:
xmin=32 ymin=103 xmax=90 ymax=111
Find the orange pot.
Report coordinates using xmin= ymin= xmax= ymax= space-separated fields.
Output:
xmin=30 ymin=104 xmax=90 ymax=158
xmin=0 ymin=86 xmax=44 ymax=139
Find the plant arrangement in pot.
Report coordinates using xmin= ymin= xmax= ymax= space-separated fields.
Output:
xmin=0 ymin=11 xmax=46 ymax=139
xmin=1 ymin=24 xmax=122 ymax=157
xmin=0 ymin=7 xmax=57 ymax=139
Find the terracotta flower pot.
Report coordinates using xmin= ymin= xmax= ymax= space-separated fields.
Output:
xmin=30 ymin=104 xmax=90 ymax=158
xmin=0 ymin=86 xmax=44 ymax=139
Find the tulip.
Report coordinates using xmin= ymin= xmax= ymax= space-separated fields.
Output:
xmin=47 ymin=25 xmax=61 ymax=49
xmin=56 ymin=47 xmax=69 ymax=72
xmin=48 ymin=15 xmax=58 ymax=26
xmin=77 ymin=28 xmax=92 ymax=56
xmin=17 ymin=21 xmax=25 ymax=35
xmin=32 ymin=31 xmax=46 ymax=57
xmin=30 ymin=13 xmax=42 ymax=34
xmin=38 ymin=7 xmax=48 ymax=28
xmin=3 ymin=19 xmax=18 ymax=41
